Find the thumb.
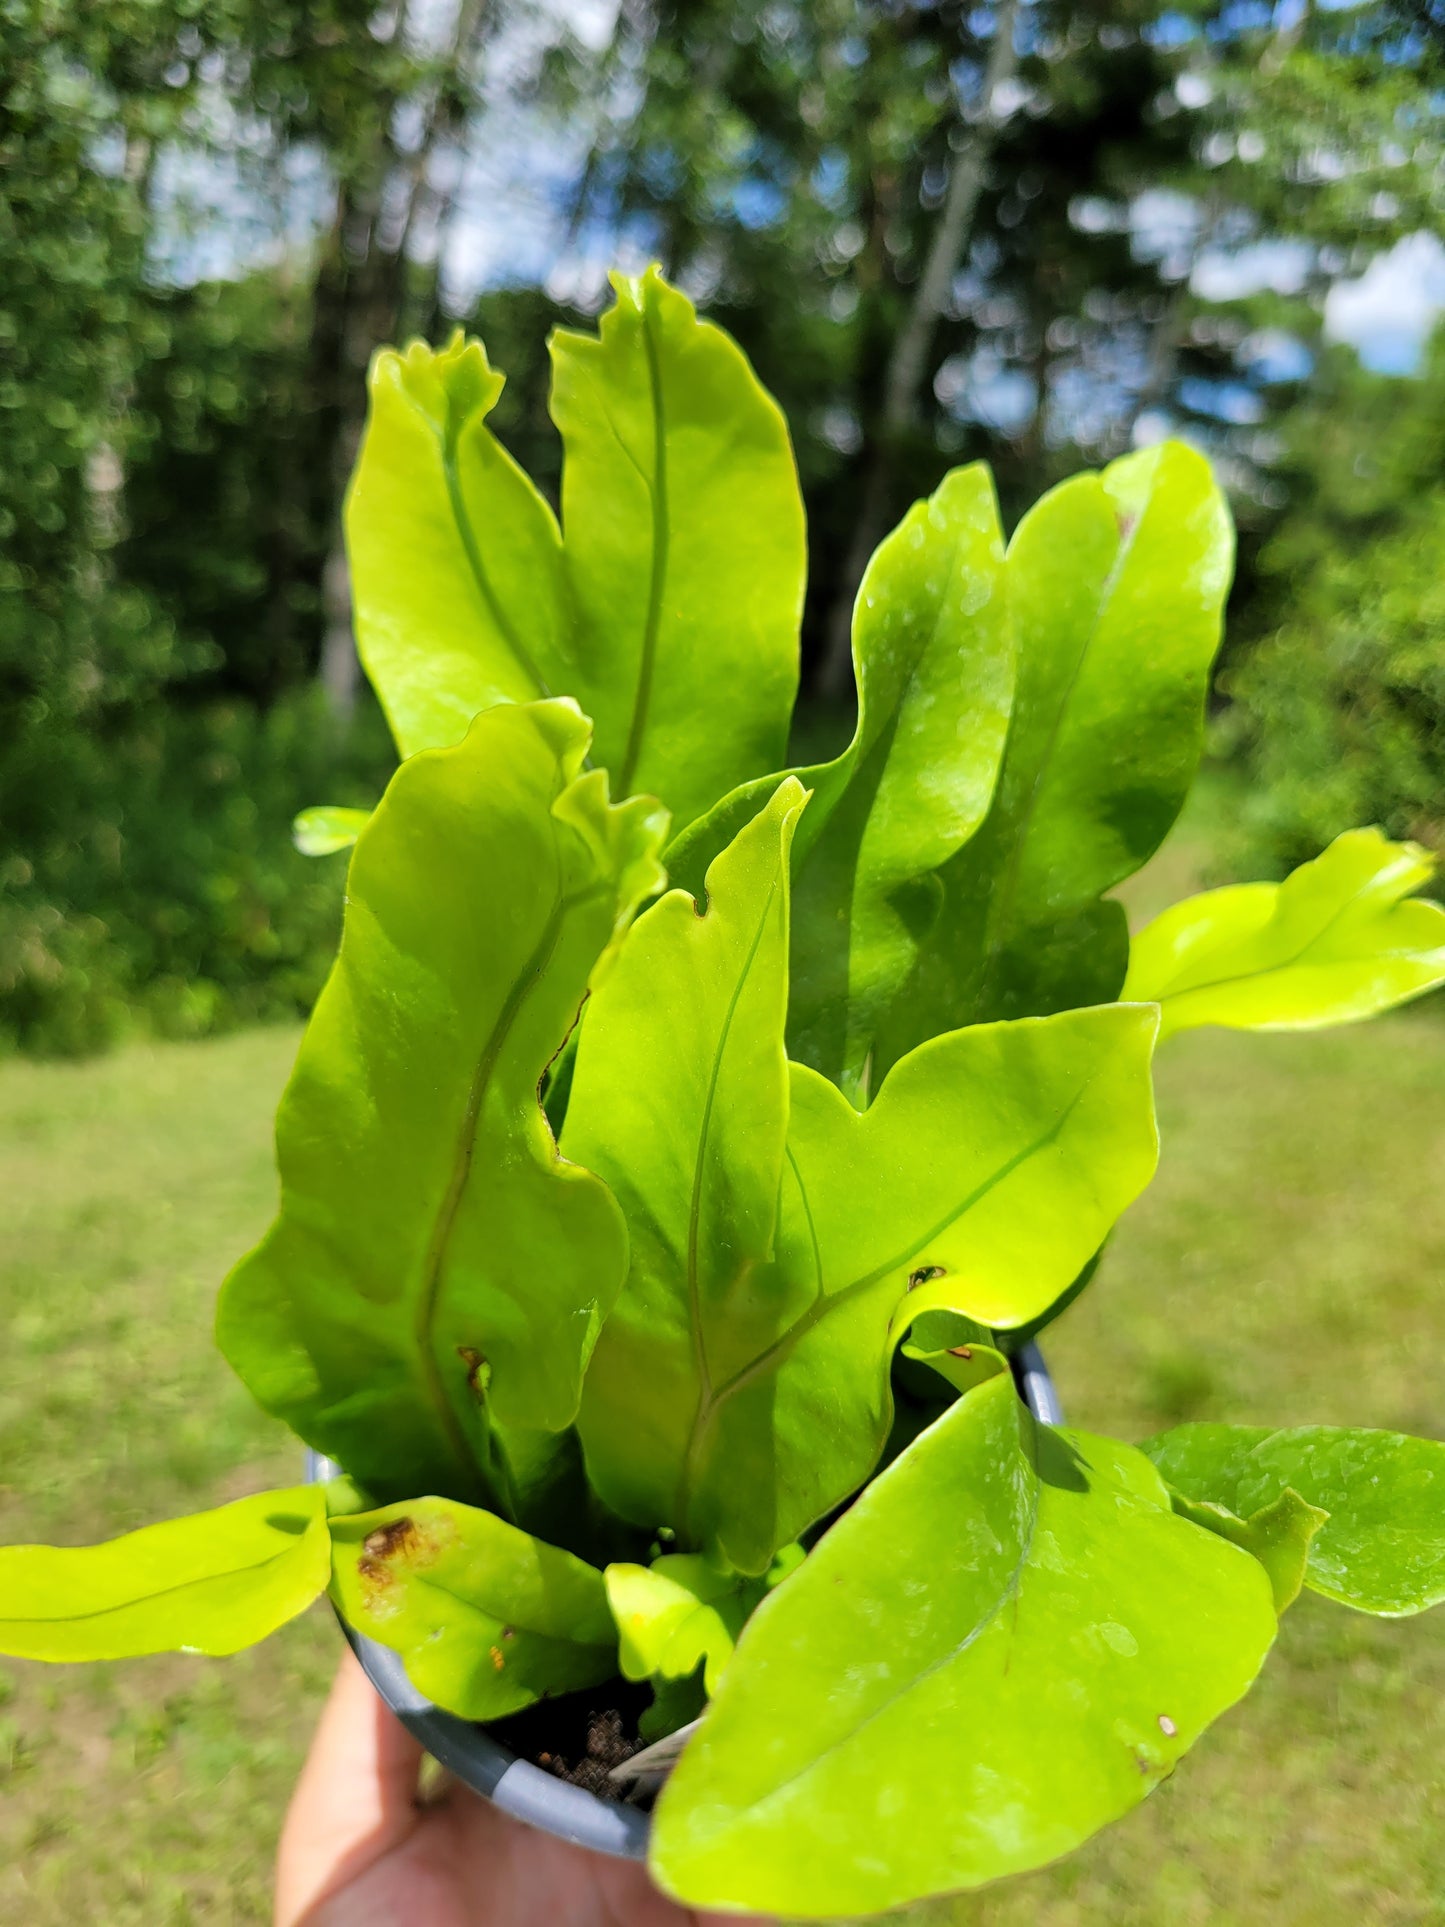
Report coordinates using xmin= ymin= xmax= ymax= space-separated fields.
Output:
xmin=275 ymin=1648 xmax=426 ymax=1927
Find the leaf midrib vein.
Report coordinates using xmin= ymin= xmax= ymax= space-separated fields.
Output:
xmin=411 ymin=883 xmax=576 ymax=1501
xmin=675 ymin=875 xmax=785 ymax=1528
xmin=3 ymin=1538 xmax=317 ymax=1626
xmin=411 ymin=1571 xmax=612 ymax=1648
xmin=974 ymin=505 xmax=1140 ymax=1016
xmin=432 ymin=415 xmax=552 ymax=696
xmin=1162 ymin=884 xmax=1409 ymax=1002
xmin=723 ymin=1411 xmax=1044 ymax=1821
xmin=705 ymin=1080 xmax=1090 ymax=1418
xmin=617 ymin=306 xmax=667 ymax=797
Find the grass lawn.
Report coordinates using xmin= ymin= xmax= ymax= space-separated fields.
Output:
xmin=2 ymin=994 xmax=1444 ymax=1922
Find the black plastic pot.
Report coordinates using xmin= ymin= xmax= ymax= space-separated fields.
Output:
xmin=306 ymin=1339 xmax=1061 ymax=1861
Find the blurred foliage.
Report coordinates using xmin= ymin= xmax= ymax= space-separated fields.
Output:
xmin=0 ymin=690 xmax=390 ymax=1056
xmin=120 ymin=277 xmax=329 ymax=705
xmin=1219 ymin=327 xmax=1445 ymax=877
xmin=579 ymin=0 xmax=1444 ymax=667
xmin=0 ymin=0 xmax=1442 ymax=1049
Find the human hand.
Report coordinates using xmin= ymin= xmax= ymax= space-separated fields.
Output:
xmin=276 ymin=1651 xmax=759 ymax=1927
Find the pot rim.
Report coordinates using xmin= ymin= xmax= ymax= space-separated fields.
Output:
xmin=305 ymin=1338 xmax=1061 ymax=1862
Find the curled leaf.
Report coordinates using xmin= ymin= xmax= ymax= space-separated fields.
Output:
xmin=1166 ymin=1486 xmax=1328 ymax=1613
xmin=669 ymin=463 xmax=1012 ymax=1096
xmin=347 ymin=332 xmax=570 ymax=758
xmin=1124 ymin=827 xmax=1445 ymax=1038
xmin=1144 ymin=1421 xmax=1445 ymax=1615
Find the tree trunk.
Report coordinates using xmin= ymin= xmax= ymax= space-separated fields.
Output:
xmin=309 ymin=0 xmax=489 ymax=721
xmin=819 ymin=0 xmax=1021 ymax=696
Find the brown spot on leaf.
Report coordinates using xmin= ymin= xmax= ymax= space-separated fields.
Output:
xmin=949 ymin=1346 xmax=974 ymax=1360
xmin=363 ymin=1517 xmax=419 ymax=1564
xmin=457 ymin=1347 xmax=490 ymax=1400
xmin=908 ymin=1264 xmax=946 ymax=1290
xmin=356 ymin=1511 xmax=451 ymax=1609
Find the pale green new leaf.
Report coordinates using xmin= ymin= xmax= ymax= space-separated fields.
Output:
xmin=879 ymin=441 xmax=1233 ymax=1071
xmin=1144 ymin=1422 xmax=1445 ymax=1615
xmin=218 ymin=699 xmax=668 ymax=1515
xmin=605 ymin=1552 xmax=788 ymax=1697
xmin=1166 ymin=1486 xmax=1328 ymax=1613
xmin=651 ymin=1374 xmax=1276 ymax=1918
xmin=346 ymin=333 xmax=570 ymax=758
xmin=564 ymin=780 xmax=805 ymax=1567
xmin=0 ymin=1487 xmax=330 ymax=1662
xmin=550 ymin=267 xmax=805 ymax=831
xmin=667 ymin=464 xmax=1012 ymax=1098
xmin=1123 ymin=828 xmax=1445 ymax=1038
xmin=292 ymin=805 xmax=372 ymax=857
xmin=893 ymin=1303 xmax=1010 ymax=1400
xmin=330 ymin=1497 xmax=615 ymax=1720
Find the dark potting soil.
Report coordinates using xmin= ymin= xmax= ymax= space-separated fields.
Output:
xmin=484 ymin=1675 xmax=656 ymax=1803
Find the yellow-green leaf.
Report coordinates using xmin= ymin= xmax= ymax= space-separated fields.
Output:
xmin=1144 ymin=1422 xmax=1445 ymax=1616
xmin=651 ymin=1374 xmax=1276 ymax=1916
xmin=346 ymin=332 xmax=571 ymax=758
xmin=0 ymin=1488 xmax=330 ymax=1662
xmin=219 ymin=699 xmax=668 ymax=1514
xmin=880 ymin=441 xmax=1233 ymax=1069
xmin=564 ymin=781 xmax=805 ymax=1567
xmin=331 ymin=1497 xmax=616 ymax=1720
xmin=668 ymin=464 xmax=1012 ymax=1099
xmin=1124 ymin=827 xmax=1445 ymax=1038
xmin=551 ymin=267 xmax=805 ymax=831
xmin=292 ymin=804 xmax=372 ymax=857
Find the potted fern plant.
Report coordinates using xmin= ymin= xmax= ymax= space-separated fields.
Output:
xmin=5 ymin=268 xmax=1445 ymax=1920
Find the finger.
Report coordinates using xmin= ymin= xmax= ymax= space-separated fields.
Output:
xmin=274 ymin=1648 xmax=427 ymax=1927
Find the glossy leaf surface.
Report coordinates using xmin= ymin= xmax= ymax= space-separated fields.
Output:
xmin=880 ymin=441 xmax=1232 ymax=1069
xmin=347 ymin=334 xmax=571 ymax=758
xmin=1145 ymin=1422 xmax=1445 ymax=1615
xmin=668 ymin=465 xmax=1011 ymax=1095
xmin=574 ymin=833 xmax=1158 ymax=1575
xmin=0 ymin=1488 xmax=329 ymax=1661
xmin=1124 ymin=828 xmax=1445 ymax=1038
xmin=219 ymin=700 xmax=668 ymax=1513
xmin=292 ymin=805 xmax=372 ymax=857
xmin=331 ymin=1497 xmax=615 ymax=1720
xmin=551 ymin=267 xmax=805 ymax=830
xmin=652 ymin=1375 xmax=1275 ymax=1917
xmin=696 ymin=1004 xmax=1157 ymax=1564
xmin=564 ymin=780 xmax=804 ymax=1568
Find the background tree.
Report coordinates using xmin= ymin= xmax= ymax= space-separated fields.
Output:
xmin=1 ymin=0 xmax=1442 ymax=1050
xmin=1221 ymin=327 xmax=1445 ymax=874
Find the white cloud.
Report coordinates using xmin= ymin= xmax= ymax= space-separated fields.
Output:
xmin=1324 ymin=232 xmax=1445 ymax=375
